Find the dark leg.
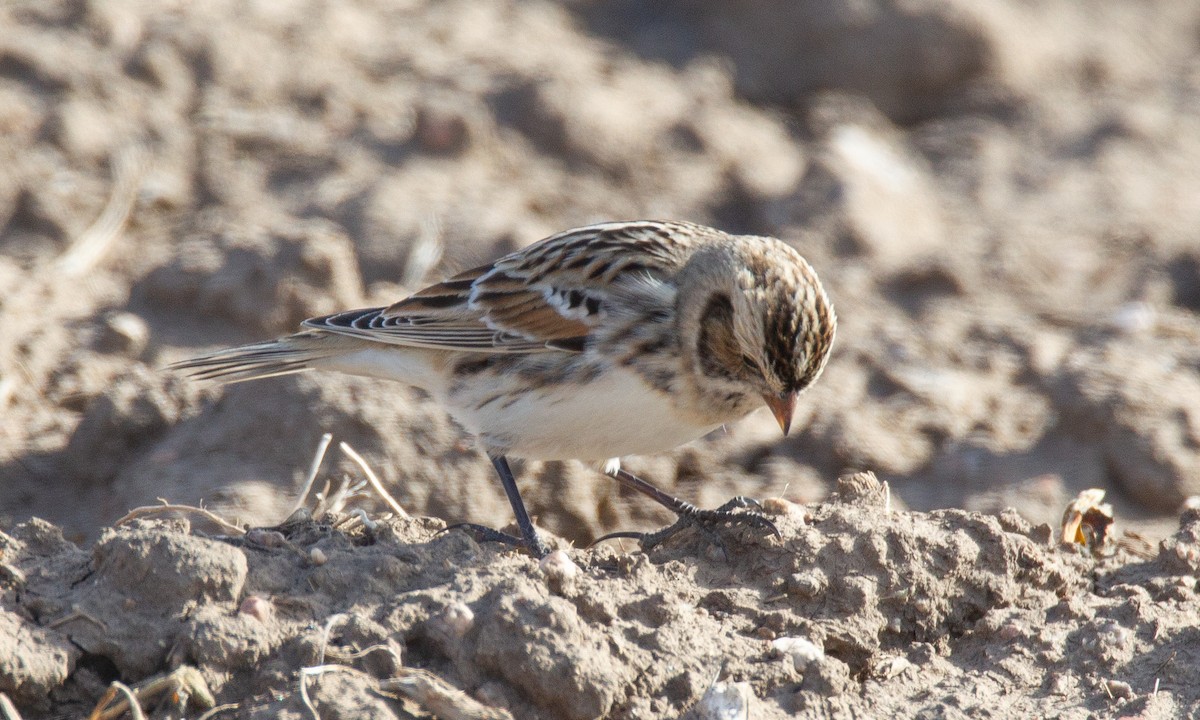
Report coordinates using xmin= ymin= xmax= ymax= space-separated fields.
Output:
xmin=592 ymin=467 xmax=779 ymax=554
xmin=446 ymin=455 xmax=550 ymax=558
xmin=492 ymin=455 xmax=550 ymax=557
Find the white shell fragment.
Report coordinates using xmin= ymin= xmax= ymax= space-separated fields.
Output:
xmin=771 ymin=636 xmax=824 ymax=671
xmin=695 ymin=680 xmax=754 ymax=720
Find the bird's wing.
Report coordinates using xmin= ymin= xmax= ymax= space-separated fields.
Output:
xmin=303 ymin=221 xmax=708 ymax=353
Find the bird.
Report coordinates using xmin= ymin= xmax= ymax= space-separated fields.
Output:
xmin=171 ymin=220 xmax=836 ymax=558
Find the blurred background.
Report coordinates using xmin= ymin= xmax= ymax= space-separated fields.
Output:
xmin=1 ymin=0 xmax=1199 ymax=546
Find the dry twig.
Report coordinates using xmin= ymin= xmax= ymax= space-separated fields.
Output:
xmin=114 ymin=501 xmax=246 ymax=536
xmin=299 ymin=664 xmax=374 ymax=720
xmin=56 ymin=146 xmax=146 ymax=277
xmin=339 ymin=442 xmax=408 ymax=518
xmin=320 ymin=475 xmax=369 ymax=516
xmin=194 ymin=704 xmax=240 ymax=720
xmin=47 ymin=608 xmax=107 ymax=631
xmin=88 ymin=667 xmax=214 ymax=720
xmin=0 ymin=693 xmax=24 ymax=720
xmin=291 ymin=433 xmax=334 ymax=515
xmin=87 ymin=682 xmax=143 ymax=720
xmin=382 ymin=669 xmax=513 ymax=720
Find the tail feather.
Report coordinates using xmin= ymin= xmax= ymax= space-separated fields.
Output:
xmin=170 ymin=332 xmax=337 ymax=384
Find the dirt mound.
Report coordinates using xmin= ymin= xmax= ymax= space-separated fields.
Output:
xmin=4 ymin=473 xmax=1195 ymax=718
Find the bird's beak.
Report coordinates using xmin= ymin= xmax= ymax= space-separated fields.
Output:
xmin=763 ymin=393 xmax=797 ymax=436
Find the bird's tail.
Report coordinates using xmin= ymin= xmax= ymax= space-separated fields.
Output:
xmin=169 ymin=331 xmax=340 ymax=384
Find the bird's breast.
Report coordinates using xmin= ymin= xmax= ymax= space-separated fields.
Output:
xmin=446 ymin=361 xmax=729 ymax=461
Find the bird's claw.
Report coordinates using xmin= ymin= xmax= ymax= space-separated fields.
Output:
xmin=591 ymin=497 xmax=779 ymax=558
xmin=442 ymin=522 xmax=551 ymax=558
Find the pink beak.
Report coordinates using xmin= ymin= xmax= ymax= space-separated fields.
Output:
xmin=763 ymin=393 xmax=797 ymax=436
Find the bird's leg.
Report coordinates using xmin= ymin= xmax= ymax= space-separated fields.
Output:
xmin=593 ymin=467 xmax=779 ymax=554
xmin=446 ymin=455 xmax=550 ymax=559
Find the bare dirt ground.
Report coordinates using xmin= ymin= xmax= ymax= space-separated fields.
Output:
xmin=2 ymin=0 xmax=1200 ymax=718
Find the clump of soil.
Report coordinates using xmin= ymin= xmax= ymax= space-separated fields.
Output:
xmin=4 ymin=473 xmax=1197 ymax=718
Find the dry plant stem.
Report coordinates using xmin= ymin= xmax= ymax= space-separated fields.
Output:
xmin=112 ymin=683 xmax=146 ymax=720
xmin=329 ymin=507 xmax=374 ymax=533
xmin=382 ymin=669 xmax=514 ymax=720
xmin=324 ymin=643 xmax=403 ymax=668
xmin=194 ymin=705 xmax=240 ymax=720
xmin=0 ymin=694 xmax=24 ymax=720
xmin=89 ymin=667 xmax=214 ymax=720
xmin=56 ymin=145 xmax=146 ymax=277
xmin=339 ymin=441 xmax=409 ymax=518
xmin=300 ymin=617 xmax=408 ymax=718
xmin=113 ymin=503 xmax=245 ymax=536
xmin=292 ymin=432 xmax=334 ymax=515
xmin=322 ymin=476 xmax=368 ymax=515
xmin=311 ymin=477 xmax=334 ymax=515
xmin=87 ymin=682 xmax=147 ymax=720
xmin=47 ymin=608 xmax=108 ymax=631
xmin=347 ymin=508 xmax=377 ymax=530
xmin=299 ymin=669 xmax=320 ymax=720
xmin=316 ymin=614 xmax=350 ymax=666
xmin=87 ymin=686 xmax=119 ymax=720
xmin=299 ymin=665 xmax=375 ymax=720
xmin=298 ymin=662 xmax=511 ymax=720
xmin=161 ymin=667 xmax=216 ymax=710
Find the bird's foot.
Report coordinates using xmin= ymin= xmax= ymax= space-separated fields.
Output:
xmin=592 ymin=496 xmax=779 ymax=558
xmin=442 ymin=522 xmax=551 ymax=559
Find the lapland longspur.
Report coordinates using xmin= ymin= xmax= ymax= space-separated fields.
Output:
xmin=173 ymin=221 xmax=836 ymax=557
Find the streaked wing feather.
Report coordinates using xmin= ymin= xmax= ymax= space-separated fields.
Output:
xmin=332 ymin=221 xmax=708 ymax=353
xmin=301 ymin=309 xmax=546 ymax=352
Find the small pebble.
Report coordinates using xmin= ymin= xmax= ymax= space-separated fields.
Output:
xmin=786 ymin=569 xmax=827 ymax=598
xmin=473 ymin=681 xmax=509 ymax=710
xmin=245 ymin=529 xmax=288 ymax=548
xmin=1049 ymin=673 xmax=1072 ymax=695
xmin=308 ymin=547 xmax=327 ymax=566
xmin=998 ymin=623 xmax=1022 ymax=641
xmin=872 ymin=655 xmax=912 ymax=680
xmin=1104 ymin=679 xmax=1134 ymax=700
xmin=1096 ymin=622 xmax=1133 ymax=651
xmin=94 ymin=311 xmax=149 ymax=355
xmin=760 ymin=497 xmax=805 ymax=522
xmin=440 ymin=602 xmax=475 ymax=639
xmin=540 ymin=549 xmax=579 ymax=581
xmin=771 ymin=636 xmax=824 ymax=670
xmin=238 ymin=595 xmax=273 ymax=622
xmin=540 ymin=549 xmax=580 ymax=593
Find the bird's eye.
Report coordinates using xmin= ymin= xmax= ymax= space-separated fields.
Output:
xmin=740 ymin=354 xmax=760 ymax=374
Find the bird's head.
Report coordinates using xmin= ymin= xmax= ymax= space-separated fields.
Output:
xmin=682 ymin=236 xmax=836 ymax=434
